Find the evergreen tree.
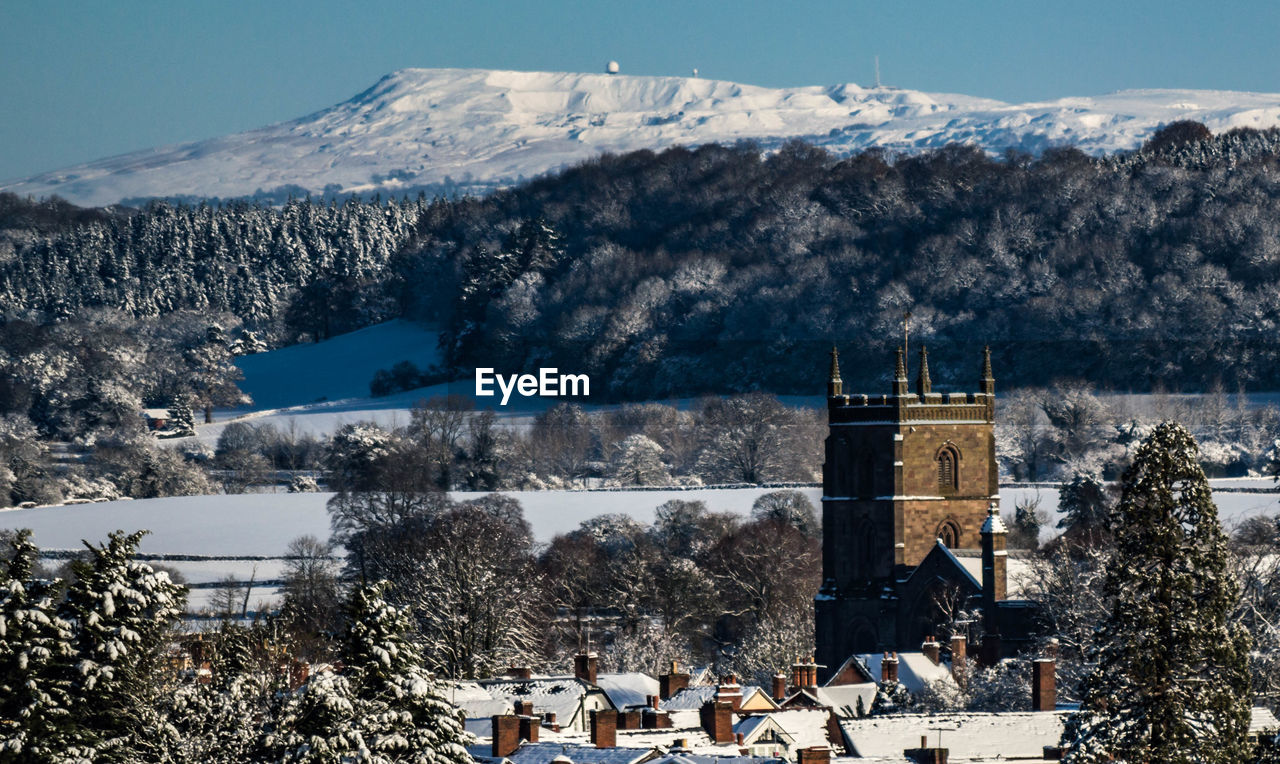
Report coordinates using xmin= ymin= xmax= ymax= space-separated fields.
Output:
xmin=167 ymin=393 xmax=196 ymax=437
xmin=1056 ymin=472 xmax=1112 ymax=540
xmin=1059 ymin=422 xmax=1252 ymax=763
xmin=0 ymin=530 xmax=75 ymax=762
xmin=341 ymin=581 xmax=473 ymax=764
xmin=60 ymin=530 xmax=187 ymax=761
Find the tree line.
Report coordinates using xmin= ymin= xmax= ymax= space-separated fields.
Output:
xmin=6 ymin=122 xmax=1280 ymax=400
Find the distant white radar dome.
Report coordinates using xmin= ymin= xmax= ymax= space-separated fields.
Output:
xmin=606 ymin=60 xmax=620 ymax=74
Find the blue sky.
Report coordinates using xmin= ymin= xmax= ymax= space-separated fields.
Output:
xmin=2 ymin=1 xmax=1278 ymax=182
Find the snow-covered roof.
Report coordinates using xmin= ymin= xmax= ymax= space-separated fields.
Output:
xmin=749 ymin=709 xmax=832 ymax=750
xmin=648 ymin=755 xmax=781 ymax=764
xmin=1252 ymin=706 xmax=1280 ymax=733
xmin=505 ymin=742 xmax=657 ymax=764
xmin=812 ymin=685 xmax=878 ymax=718
xmin=596 ymin=672 xmax=661 ymax=710
xmin=854 ymin=653 xmax=956 ymax=695
xmin=839 ymin=711 xmax=1066 ymax=759
xmin=660 ymin=685 xmax=766 ymax=711
xmin=448 ymin=680 xmax=513 ymax=719
xmin=480 ymin=677 xmax=613 ymax=722
xmin=909 ymin=541 xmax=982 ymax=591
xmin=734 ymin=715 xmax=793 ymax=747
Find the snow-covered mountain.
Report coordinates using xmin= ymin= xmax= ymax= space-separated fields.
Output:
xmin=9 ymin=68 xmax=1280 ymax=207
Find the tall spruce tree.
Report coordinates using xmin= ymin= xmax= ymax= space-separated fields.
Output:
xmin=1060 ymin=422 xmax=1251 ymax=763
xmin=61 ymin=530 xmax=186 ymax=761
xmin=342 ymin=580 xmax=473 ymax=764
xmin=0 ymin=530 xmax=75 ymax=762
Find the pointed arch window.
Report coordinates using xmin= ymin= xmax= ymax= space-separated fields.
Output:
xmin=936 ymin=519 xmax=961 ymax=549
xmin=936 ymin=444 xmax=960 ymax=494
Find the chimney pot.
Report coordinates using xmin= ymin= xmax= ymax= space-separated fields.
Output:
xmin=881 ymin=652 xmax=899 ymax=683
xmin=922 ymin=637 xmax=941 ymax=665
xmin=772 ymin=673 xmax=787 ymax=701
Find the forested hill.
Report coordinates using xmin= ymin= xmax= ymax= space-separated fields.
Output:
xmin=5 ymin=122 xmax=1280 ymax=397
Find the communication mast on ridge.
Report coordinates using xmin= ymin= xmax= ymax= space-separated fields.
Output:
xmin=875 ymin=55 xmax=881 ymax=88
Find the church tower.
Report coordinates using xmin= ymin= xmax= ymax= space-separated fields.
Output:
xmin=815 ymin=345 xmax=999 ymax=679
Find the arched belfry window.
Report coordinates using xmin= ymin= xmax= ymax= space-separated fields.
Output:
xmin=936 ymin=443 xmax=960 ymax=494
xmin=936 ymin=519 xmax=961 ymax=549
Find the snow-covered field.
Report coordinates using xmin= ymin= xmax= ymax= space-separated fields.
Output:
xmin=8 ymin=68 xmax=1280 ymax=207
xmin=3 ymin=482 xmax=1274 ymax=613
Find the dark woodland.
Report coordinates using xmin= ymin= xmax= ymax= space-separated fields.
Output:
xmin=3 ymin=122 xmax=1280 ymax=402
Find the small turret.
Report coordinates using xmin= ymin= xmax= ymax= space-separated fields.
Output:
xmin=892 ymin=347 xmax=909 ymax=396
xmin=916 ymin=346 xmax=932 ymax=397
xmin=828 ymin=346 xmax=842 ymax=397
xmin=980 ymin=345 xmax=994 ymax=396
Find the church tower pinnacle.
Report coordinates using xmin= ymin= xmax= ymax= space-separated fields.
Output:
xmin=892 ymin=347 xmax=909 ymax=396
xmin=828 ymin=346 xmax=843 ymax=397
xmin=916 ymin=346 xmax=932 ymax=397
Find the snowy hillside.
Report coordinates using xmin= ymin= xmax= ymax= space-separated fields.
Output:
xmin=8 ymin=68 xmax=1280 ymax=207
xmin=235 ymin=319 xmax=443 ymax=410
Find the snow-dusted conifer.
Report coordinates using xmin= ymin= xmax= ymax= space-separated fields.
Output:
xmin=166 ymin=394 xmax=196 ymax=437
xmin=342 ymin=581 xmax=473 ymax=764
xmin=156 ymin=624 xmax=290 ymax=763
xmin=269 ymin=670 xmax=367 ymax=763
xmin=0 ymin=530 xmax=75 ymax=762
xmin=60 ymin=530 xmax=187 ymax=761
xmin=1059 ymin=422 xmax=1251 ymax=763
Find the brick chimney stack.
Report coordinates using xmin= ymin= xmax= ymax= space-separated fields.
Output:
xmin=1032 ymin=657 xmax=1057 ymax=712
xmin=797 ymin=747 xmax=831 ymax=764
xmin=792 ymin=656 xmax=818 ymax=691
xmin=700 ymin=700 xmax=735 ymax=744
xmin=590 ymin=709 xmax=617 ymax=748
xmin=659 ymin=660 xmax=690 ymax=700
xmin=772 ymin=673 xmax=788 ymax=701
xmin=574 ymin=652 xmax=598 ymax=685
xmin=980 ymin=503 xmax=1007 ymax=666
xmin=514 ymin=700 xmax=534 ymax=717
xmin=716 ymin=675 xmax=743 ymax=712
xmin=492 ymin=715 xmax=521 ymax=758
xmin=881 ymin=652 xmax=899 ymax=683
xmin=905 ymin=737 xmax=949 ymax=764
xmin=506 ymin=666 xmax=532 ymax=679
xmin=949 ymin=635 xmax=967 ymax=679
xmin=921 ymin=636 xmax=941 ymax=665
xmin=517 ymin=714 xmax=540 ymax=744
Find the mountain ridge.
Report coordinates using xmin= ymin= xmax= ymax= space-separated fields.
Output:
xmin=7 ymin=67 xmax=1280 ymax=207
